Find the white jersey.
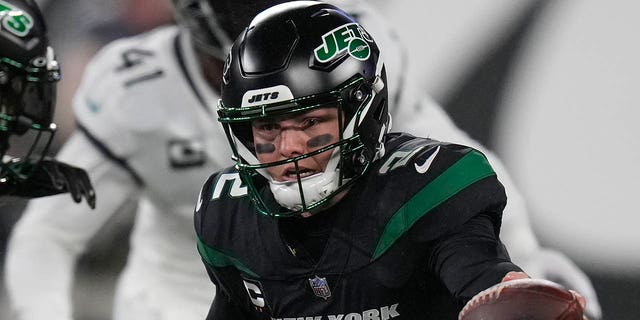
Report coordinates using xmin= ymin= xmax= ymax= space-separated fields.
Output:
xmin=4 ymin=1 xmax=600 ymax=319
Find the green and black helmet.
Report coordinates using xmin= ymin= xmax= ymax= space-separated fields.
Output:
xmin=1 ymin=0 xmax=59 ymax=181
xmin=218 ymin=1 xmax=390 ymax=217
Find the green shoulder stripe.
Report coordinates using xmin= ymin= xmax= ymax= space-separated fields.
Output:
xmin=372 ymin=149 xmax=495 ymax=260
xmin=196 ymin=236 xmax=259 ymax=278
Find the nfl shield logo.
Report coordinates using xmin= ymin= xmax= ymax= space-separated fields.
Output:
xmin=309 ymin=275 xmax=332 ymax=300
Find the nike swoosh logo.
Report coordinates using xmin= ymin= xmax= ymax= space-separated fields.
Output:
xmin=414 ymin=146 xmax=441 ymax=174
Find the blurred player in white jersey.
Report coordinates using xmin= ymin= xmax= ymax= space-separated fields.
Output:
xmin=4 ymin=0 xmax=600 ymax=319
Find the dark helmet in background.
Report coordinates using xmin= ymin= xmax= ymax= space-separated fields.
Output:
xmin=218 ymin=1 xmax=390 ymax=217
xmin=1 ymin=0 xmax=60 ymax=179
xmin=170 ymin=0 xmax=292 ymax=60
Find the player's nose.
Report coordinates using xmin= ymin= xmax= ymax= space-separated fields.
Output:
xmin=278 ymin=129 xmax=306 ymax=158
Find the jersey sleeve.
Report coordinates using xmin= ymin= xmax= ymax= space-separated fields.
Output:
xmin=426 ymin=212 xmax=523 ymax=303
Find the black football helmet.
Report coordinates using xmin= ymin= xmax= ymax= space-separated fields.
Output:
xmin=1 ymin=0 xmax=60 ymax=182
xmin=218 ymin=1 xmax=391 ymax=217
xmin=171 ymin=0 xmax=292 ymax=60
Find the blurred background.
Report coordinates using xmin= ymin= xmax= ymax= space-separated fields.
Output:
xmin=1 ymin=0 xmax=638 ymax=318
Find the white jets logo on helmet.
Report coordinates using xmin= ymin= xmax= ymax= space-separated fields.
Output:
xmin=241 ymin=85 xmax=294 ymax=107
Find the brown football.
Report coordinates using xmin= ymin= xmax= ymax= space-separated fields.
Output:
xmin=459 ymin=278 xmax=585 ymax=320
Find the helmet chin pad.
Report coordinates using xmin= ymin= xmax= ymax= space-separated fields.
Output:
xmin=267 ymin=141 xmax=343 ymax=212
xmin=269 ymin=170 xmax=339 ymax=212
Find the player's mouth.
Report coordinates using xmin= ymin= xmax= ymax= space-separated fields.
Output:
xmin=281 ymin=167 xmax=318 ymax=181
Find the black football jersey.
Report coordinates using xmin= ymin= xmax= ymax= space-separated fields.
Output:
xmin=194 ymin=133 xmax=521 ymax=319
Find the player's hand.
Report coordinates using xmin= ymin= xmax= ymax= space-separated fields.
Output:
xmin=522 ymin=249 xmax=602 ymax=319
xmin=11 ymin=158 xmax=96 ymax=208
xmin=459 ymin=274 xmax=587 ymax=320
xmin=43 ymin=159 xmax=96 ymax=209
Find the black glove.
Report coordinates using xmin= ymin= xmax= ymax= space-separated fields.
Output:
xmin=8 ymin=158 xmax=96 ymax=209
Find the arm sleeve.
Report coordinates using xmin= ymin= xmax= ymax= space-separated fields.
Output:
xmin=4 ymin=132 xmax=139 ymax=320
xmin=427 ymin=212 xmax=523 ymax=303
xmin=394 ymin=88 xmax=602 ymax=318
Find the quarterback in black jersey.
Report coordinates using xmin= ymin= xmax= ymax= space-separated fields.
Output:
xmin=194 ymin=2 xmax=526 ymax=319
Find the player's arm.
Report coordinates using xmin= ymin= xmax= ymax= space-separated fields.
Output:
xmin=395 ymin=95 xmax=602 ymax=318
xmin=6 ymin=157 xmax=96 ymax=208
xmin=429 ymin=187 xmax=585 ymax=319
xmin=4 ymin=133 xmax=139 ymax=320
xmin=427 ymin=211 xmax=523 ymax=303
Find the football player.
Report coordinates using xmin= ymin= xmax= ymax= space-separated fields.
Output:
xmin=0 ymin=0 xmax=94 ymax=207
xmin=4 ymin=0 xmax=600 ymax=319
xmin=194 ymin=2 xmax=537 ymax=317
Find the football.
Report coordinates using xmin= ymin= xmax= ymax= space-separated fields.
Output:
xmin=459 ymin=278 xmax=586 ymax=320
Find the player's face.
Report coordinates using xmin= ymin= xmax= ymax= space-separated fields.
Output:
xmin=252 ymin=107 xmax=341 ymax=182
